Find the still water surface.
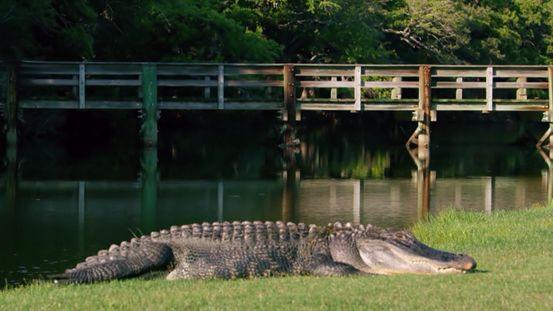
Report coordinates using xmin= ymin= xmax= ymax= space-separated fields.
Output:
xmin=0 ymin=122 xmax=550 ymax=284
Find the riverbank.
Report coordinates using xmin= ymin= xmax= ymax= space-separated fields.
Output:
xmin=1 ymin=205 xmax=552 ymax=310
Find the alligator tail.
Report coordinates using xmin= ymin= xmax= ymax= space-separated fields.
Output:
xmin=50 ymin=240 xmax=174 ymax=284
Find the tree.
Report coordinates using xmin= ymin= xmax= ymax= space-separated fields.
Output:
xmin=0 ymin=0 xmax=95 ymax=60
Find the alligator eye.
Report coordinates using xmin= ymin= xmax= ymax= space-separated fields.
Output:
xmin=394 ymin=232 xmax=407 ymax=239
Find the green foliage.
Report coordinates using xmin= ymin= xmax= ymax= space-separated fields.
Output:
xmin=1 ymin=0 xmax=552 ymax=63
xmin=0 ymin=0 xmax=96 ymax=60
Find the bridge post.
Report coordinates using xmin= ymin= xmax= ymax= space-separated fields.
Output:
xmin=538 ymin=66 xmax=553 ymax=153
xmin=141 ymin=64 xmax=158 ymax=147
xmin=5 ymin=63 xmax=18 ymax=145
xmin=407 ymin=65 xmax=432 ymax=161
xmin=282 ymin=64 xmax=298 ymax=147
xmin=549 ymin=66 xmax=553 ymax=154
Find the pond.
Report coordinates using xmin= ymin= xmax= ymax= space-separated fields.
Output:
xmin=0 ymin=118 xmax=550 ymax=285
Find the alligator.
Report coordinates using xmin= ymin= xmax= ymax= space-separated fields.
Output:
xmin=53 ymin=221 xmax=476 ymax=283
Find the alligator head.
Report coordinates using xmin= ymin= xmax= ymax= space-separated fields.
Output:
xmin=354 ymin=229 xmax=476 ymax=275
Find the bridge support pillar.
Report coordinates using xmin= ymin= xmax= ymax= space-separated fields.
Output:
xmin=537 ymin=66 xmax=553 ymax=154
xmin=281 ymin=64 xmax=299 ymax=148
xmin=5 ymin=64 xmax=18 ymax=146
xmin=407 ymin=65 xmax=432 ymax=162
xmin=141 ymin=64 xmax=158 ymax=147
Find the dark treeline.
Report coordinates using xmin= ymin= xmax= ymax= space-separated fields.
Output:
xmin=1 ymin=0 xmax=552 ymax=64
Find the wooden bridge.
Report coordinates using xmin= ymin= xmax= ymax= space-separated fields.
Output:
xmin=2 ymin=61 xmax=553 ymax=156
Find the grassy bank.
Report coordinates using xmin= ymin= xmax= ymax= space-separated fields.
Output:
xmin=2 ymin=206 xmax=553 ymax=310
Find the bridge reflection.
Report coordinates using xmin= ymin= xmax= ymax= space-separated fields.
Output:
xmin=2 ymin=145 xmax=550 ymax=235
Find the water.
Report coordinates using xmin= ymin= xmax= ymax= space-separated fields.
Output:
xmin=0 ymin=117 xmax=550 ymax=285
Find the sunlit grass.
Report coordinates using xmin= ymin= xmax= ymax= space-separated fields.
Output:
xmin=1 ymin=205 xmax=552 ymax=310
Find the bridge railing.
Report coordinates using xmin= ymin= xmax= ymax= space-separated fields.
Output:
xmin=430 ymin=66 xmax=550 ymax=112
xmin=10 ymin=61 xmax=553 ymax=114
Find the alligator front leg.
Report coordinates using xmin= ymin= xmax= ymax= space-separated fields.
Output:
xmin=305 ymin=254 xmax=363 ymax=276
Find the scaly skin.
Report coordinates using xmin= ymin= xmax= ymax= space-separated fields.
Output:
xmin=53 ymin=221 xmax=476 ymax=283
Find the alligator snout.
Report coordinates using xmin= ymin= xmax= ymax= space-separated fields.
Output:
xmin=455 ymin=254 xmax=477 ymax=271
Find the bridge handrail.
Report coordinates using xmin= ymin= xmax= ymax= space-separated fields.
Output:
xmin=2 ymin=61 xmax=551 ymax=115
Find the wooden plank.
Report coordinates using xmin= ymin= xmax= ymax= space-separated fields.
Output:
xmin=20 ymin=64 xmax=78 ymax=75
xmin=21 ymin=78 xmax=77 ymax=86
xmin=72 ymin=74 xmax=78 ymax=98
xmin=158 ymin=101 xmax=218 ymax=110
xmin=225 ymin=80 xmax=283 ymax=87
xmin=204 ymin=77 xmax=211 ymax=99
xmin=434 ymin=104 xmax=486 ymax=111
xmin=365 ymin=99 xmax=418 ymax=104
xmin=298 ymin=80 xmax=355 ymax=88
xmin=298 ymin=98 xmax=354 ymax=103
xmin=362 ymin=104 xmax=417 ymax=111
xmin=354 ymin=65 xmax=361 ymax=111
xmin=157 ymin=79 xmax=218 ymax=87
xmin=330 ymin=77 xmax=337 ymax=100
xmin=516 ymin=77 xmax=527 ymax=100
xmin=433 ymin=98 xmax=546 ymax=103
xmin=494 ymin=104 xmax=547 ymax=111
xmin=495 ymin=81 xmax=548 ymax=89
xmin=78 ymin=64 xmax=85 ymax=109
xmin=391 ymin=77 xmax=402 ymax=99
xmin=20 ymin=69 xmax=77 ymax=75
xmin=363 ymin=81 xmax=418 ymax=88
xmin=456 ymin=77 xmax=463 ymax=99
xmin=433 ymin=81 xmax=486 ymax=89
xmin=85 ymin=101 xmax=142 ymax=109
xmin=223 ymin=102 xmax=283 ymax=110
xmin=432 ymin=68 xmax=486 ymax=77
xmin=224 ymin=67 xmax=283 ymax=75
xmin=494 ymin=99 xmax=548 ymax=103
xmin=301 ymin=103 xmax=356 ymax=110
xmin=363 ymin=69 xmax=419 ymax=77
xmin=295 ymin=68 xmax=354 ymax=77
xmin=86 ymin=79 xmax=141 ymax=86
xmin=19 ymin=100 xmax=78 ymax=109
xmin=434 ymin=102 xmax=547 ymax=111
xmin=84 ymin=64 xmax=142 ymax=75
xmin=485 ymin=66 xmax=493 ymax=112
xmin=218 ymin=65 xmax=224 ymax=109
xmin=432 ymin=99 xmax=486 ymax=103
xmin=157 ymin=65 xmax=218 ymax=76
xmin=495 ymin=69 xmax=548 ymax=78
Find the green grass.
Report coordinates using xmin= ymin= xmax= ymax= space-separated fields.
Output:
xmin=2 ymin=206 xmax=553 ymax=310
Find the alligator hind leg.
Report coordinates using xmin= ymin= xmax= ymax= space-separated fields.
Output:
xmin=305 ymin=254 xmax=362 ymax=276
xmin=52 ymin=241 xmax=174 ymax=283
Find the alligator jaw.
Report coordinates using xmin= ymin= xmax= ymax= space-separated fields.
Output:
xmin=356 ymin=238 xmax=477 ymax=275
